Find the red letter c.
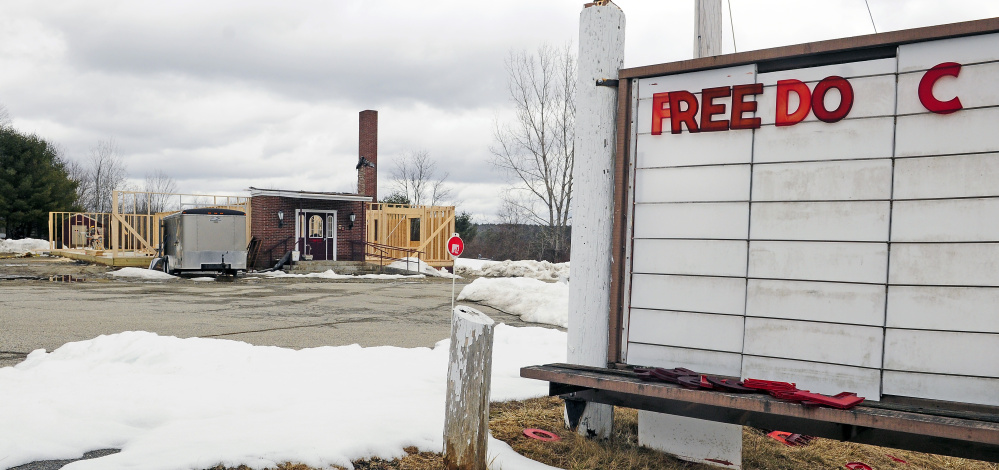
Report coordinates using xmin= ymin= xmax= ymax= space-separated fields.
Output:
xmin=918 ymin=62 xmax=963 ymax=115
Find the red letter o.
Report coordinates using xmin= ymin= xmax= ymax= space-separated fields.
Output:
xmin=811 ymin=76 xmax=853 ymax=123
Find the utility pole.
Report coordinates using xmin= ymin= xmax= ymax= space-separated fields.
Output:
xmin=694 ymin=0 xmax=723 ymax=58
xmin=566 ymin=0 xmax=625 ymax=439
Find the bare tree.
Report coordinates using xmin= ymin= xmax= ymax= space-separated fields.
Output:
xmin=139 ymin=170 xmax=178 ymax=213
xmin=78 ymin=138 xmax=128 ymax=213
xmin=390 ymin=149 xmax=452 ymax=206
xmin=490 ymin=43 xmax=575 ymax=260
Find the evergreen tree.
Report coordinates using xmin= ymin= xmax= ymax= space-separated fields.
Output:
xmin=454 ymin=211 xmax=477 ymax=244
xmin=0 ymin=127 xmax=79 ymax=238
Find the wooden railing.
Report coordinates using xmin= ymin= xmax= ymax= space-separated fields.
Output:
xmin=353 ymin=240 xmax=424 ymax=271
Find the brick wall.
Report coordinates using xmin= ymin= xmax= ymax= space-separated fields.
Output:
xmin=358 ymin=110 xmax=378 ymax=201
xmin=250 ymin=196 xmax=368 ymax=269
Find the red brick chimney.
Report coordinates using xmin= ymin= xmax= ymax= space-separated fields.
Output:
xmin=357 ymin=110 xmax=378 ymax=200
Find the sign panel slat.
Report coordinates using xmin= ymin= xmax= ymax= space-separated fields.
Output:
xmin=884 ymin=329 xmax=999 ymax=377
xmin=743 ymin=317 xmax=884 ymax=369
xmin=748 ymin=241 xmax=888 ymax=284
xmin=752 ymin=118 xmax=895 ymax=163
xmin=886 ymin=286 xmax=999 ymax=333
xmin=749 ymin=201 xmax=890 ymax=241
xmin=746 ymin=279 xmax=886 ymax=326
xmin=751 ymin=159 xmax=893 ymax=201
xmin=629 ymin=309 xmax=745 ymax=353
xmin=632 ymin=239 xmax=747 ymax=277
xmin=893 ymin=153 xmax=999 ymax=199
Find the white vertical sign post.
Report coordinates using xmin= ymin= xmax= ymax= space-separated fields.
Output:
xmin=568 ymin=1 xmax=625 ymax=439
xmin=447 ymin=233 xmax=464 ymax=311
xmin=635 ymin=1 xmax=741 ymax=468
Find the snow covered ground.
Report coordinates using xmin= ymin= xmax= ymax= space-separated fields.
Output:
xmin=109 ymin=267 xmax=177 ymax=280
xmin=454 ymin=259 xmax=569 ymax=282
xmin=258 ymin=269 xmax=425 ymax=280
xmin=387 ymin=257 xmax=458 ymax=278
xmin=458 ymin=278 xmax=569 ymax=328
xmin=0 ymin=237 xmax=50 ymax=254
xmin=0 ymin=324 xmax=566 ymax=470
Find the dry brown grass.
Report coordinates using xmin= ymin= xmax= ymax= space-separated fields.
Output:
xmin=209 ymin=396 xmax=998 ymax=470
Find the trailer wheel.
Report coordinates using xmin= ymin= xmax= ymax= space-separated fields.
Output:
xmin=162 ymin=259 xmax=171 ymax=275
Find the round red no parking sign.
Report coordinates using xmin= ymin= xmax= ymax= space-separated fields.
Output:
xmin=447 ymin=233 xmax=464 ymax=258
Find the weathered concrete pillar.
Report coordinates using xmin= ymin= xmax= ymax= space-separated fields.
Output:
xmin=443 ymin=306 xmax=494 ymax=470
xmin=566 ymin=0 xmax=625 ymax=439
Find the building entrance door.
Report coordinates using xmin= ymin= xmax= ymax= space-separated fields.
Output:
xmin=298 ymin=211 xmax=336 ymax=261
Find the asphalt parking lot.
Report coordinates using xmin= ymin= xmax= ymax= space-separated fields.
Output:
xmin=0 ymin=255 xmax=548 ymax=369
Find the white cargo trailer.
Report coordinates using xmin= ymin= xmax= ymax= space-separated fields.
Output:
xmin=160 ymin=208 xmax=247 ymax=275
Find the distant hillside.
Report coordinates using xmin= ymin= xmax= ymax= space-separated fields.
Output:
xmin=464 ymin=223 xmax=570 ymax=262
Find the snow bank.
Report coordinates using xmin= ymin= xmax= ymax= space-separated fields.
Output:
xmin=0 ymin=325 xmax=566 ymax=470
xmin=0 ymin=237 xmax=50 ymax=254
xmin=455 ymin=259 xmax=569 ymax=282
xmin=259 ymin=269 xmax=425 ymax=280
xmin=109 ymin=267 xmax=176 ymax=280
xmin=388 ymin=257 xmax=458 ymax=278
xmin=458 ymin=278 xmax=568 ymax=328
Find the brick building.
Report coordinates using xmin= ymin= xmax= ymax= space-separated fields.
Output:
xmin=248 ymin=110 xmax=379 ymax=268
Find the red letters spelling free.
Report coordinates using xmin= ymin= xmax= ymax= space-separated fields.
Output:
xmin=650 ymin=63 xmax=963 ymax=135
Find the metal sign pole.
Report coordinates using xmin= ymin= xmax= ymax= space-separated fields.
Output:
xmin=447 ymin=232 xmax=463 ymax=312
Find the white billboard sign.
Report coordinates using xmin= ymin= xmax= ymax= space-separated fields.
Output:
xmin=624 ymin=32 xmax=999 ymax=406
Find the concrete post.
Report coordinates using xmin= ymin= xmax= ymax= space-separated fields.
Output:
xmin=443 ymin=306 xmax=495 ymax=470
xmin=566 ymin=0 xmax=625 ymax=439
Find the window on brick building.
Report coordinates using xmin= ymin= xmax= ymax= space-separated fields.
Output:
xmin=327 ymin=215 xmax=334 ymax=237
xmin=309 ymin=215 xmax=323 ymax=238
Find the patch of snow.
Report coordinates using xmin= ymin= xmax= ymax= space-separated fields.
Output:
xmin=0 ymin=238 xmax=50 ymax=254
xmin=455 ymin=259 xmax=569 ymax=282
xmin=109 ymin=267 xmax=177 ymax=280
xmin=0 ymin=325 xmax=566 ymax=470
xmin=457 ymin=277 xmax=568 ymax=328
xmin=189 ymin=277 xmax=216 ymax=282
xmin=259 ymin=269 xmax=425 ymax=280
xmin=488 ymin=434 xmax=563 ymax=470
xmin=388 ymin=257 xmax=458 ymax=278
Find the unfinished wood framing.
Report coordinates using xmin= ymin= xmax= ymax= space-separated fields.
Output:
xmin=365 ymin=203 xmax=455 ymax=268
xmin=49 ymin=191 xmax=250 ymax=264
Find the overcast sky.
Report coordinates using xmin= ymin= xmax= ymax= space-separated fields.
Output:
xmin=3 ymin=1 xmax=998 ymax=221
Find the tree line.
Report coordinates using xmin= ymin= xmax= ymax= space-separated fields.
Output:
xmin=0 ymin=104 xmax=176 ymax=239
